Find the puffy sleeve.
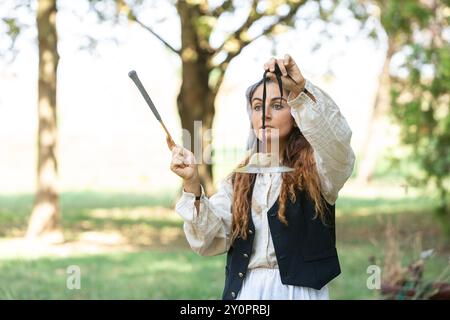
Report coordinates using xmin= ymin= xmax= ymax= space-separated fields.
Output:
xmin=288 ymin=79 xmax=356 ymax=205
xmin=174 ymin=178 xmax=233 ymax=256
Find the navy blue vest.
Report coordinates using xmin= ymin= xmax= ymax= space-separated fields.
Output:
xmin=222 ymin=188 xmax=340 ymax=300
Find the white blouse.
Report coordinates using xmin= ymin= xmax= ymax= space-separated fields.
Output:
xmin=174 ymin=79 xmax=355 ymax=299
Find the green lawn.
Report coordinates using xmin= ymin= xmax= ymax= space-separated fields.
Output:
xmin=0 ymin=250 xmax=226 ymax=299
xmin=0 ymin=184 xmax=448 ymax=299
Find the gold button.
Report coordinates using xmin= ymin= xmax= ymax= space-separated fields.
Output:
xmin=231 ymin=292 xmax=236 ymax=298
xmin=243 ymin=253 xmax=249 ymax=258
xmin=238 ymin=272 xmax=244 ymax=278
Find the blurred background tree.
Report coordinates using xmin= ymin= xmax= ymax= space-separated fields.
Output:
xmin=342 ymin=0 xmax=449 ymax=237
xmin=2 ymin=0 xmax=62 ymax=240
xmin=389 ymin=0 xmax=450 ymax=237
xmin=355 ymin=0 xmax=432 ymax=185
xmin=27 ymin=0 xmax=62 ymax=240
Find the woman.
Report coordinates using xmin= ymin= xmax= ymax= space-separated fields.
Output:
xmin=170 ymin=54 xmax=355 ymax=300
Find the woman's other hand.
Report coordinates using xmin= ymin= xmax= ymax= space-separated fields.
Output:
xmin=263 ymin=54 xmax=306 ymax=97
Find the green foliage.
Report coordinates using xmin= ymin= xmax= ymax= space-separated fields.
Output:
xmin=388 ymin=1 xmax=449 ymax=235
xmin=380 ymin=0 xmax=431 ymax=36
xmin=0 ymin=1 xmax=32 ymax=62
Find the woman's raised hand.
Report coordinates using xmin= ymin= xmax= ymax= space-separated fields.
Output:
xmin=170 ymin=145 xmax=198 ymax=182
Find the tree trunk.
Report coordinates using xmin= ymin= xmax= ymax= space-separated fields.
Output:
xmin=355 ymin=40 xmax=395 ymax=185
xmin=177 ymin=89 xmax=216 ymax=195
xmin=176 ymin=1 xmax=216 ymax=196
xmin=26 ymin=0 xmax=62 ymax=241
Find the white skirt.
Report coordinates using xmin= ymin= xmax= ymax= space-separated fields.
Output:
xmin=236 ymin=268 xmax=329 ymax=300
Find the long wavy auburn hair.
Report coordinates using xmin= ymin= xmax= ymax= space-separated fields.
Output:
xmin=227 ymin=79 xmax=327 ymax=244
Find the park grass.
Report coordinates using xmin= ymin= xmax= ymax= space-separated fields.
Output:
xmin=0 ymin=242 xmax=447 ymax=300
xmin=0 ymin=250 xmax=226 ymax=299
xmin=0 ymin=182 xmax=448 ymax=300
xmin=0 ymin=190 xmax=179 ymax=238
